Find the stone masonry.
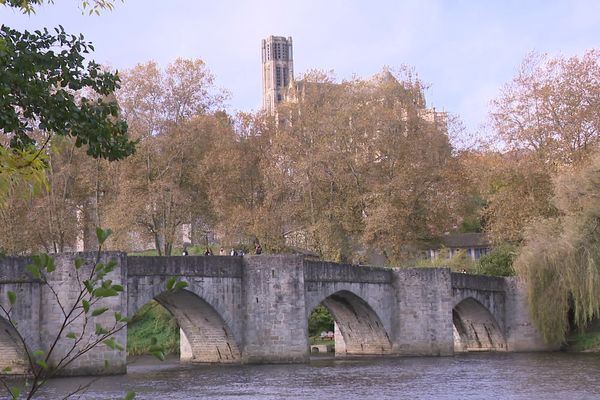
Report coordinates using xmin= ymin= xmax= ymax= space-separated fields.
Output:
xmin=0 ymin=252 xmax=554 ymax=376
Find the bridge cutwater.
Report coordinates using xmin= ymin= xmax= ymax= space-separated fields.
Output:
xmin=0 ymin=253 xmax=554 ymax=376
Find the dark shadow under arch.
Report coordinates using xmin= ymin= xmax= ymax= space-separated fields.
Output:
xmin=318 ymin=290 xmax=392 ymax=356
xmin=0 ymin=316 xmax=29 ymax=374
xmin=149 ymin=289 xmax=241 ymax=363
xmin=453 ymin=297 xmax=506 ymax=352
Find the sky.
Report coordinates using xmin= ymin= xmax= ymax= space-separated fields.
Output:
xmin=2 ymin=0 xmax=600 ymax=138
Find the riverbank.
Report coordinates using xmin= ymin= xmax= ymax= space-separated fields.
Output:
xmin=566 ymin=322 xmax=600 ymax=352
xmin=127 ymin=301 xmax=179 ymax=356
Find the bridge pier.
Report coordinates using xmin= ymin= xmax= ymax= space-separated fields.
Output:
xmin=242 ymin=255 xmax=309 ymax=363
xmin=504 ymin=277 xmax=556 ymax=351
xmin=42 ymin=253 xmax=128 ymax=376
xmin=392 ymin=268 xmax=454 ymax=356
xmin=0 ymin=253 xmax=128 ymax=377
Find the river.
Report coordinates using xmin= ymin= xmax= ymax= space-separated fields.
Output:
xmin=30 ymin=352 xmax=600 ymax=399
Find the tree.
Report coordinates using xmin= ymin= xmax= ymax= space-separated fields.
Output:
xmin=477 ymin=244 xmax=516 ymax=277
xmin=515 ymin=153 xmax=600 ymax=344
xmin=484 ymin=50 xmax=600 ymax=244
xmin=0 ymin=23 xmax=135 ymax=204
xmin=0 ymin=2 xmax=152 ymax=398
xmin=249 ymin=68 xmax=465 ymax=263
xmin=476 ymin=150 xmax=557 ymax=244
xmin=107 ymin=60 xmax=225 ymax=255
xmin=204 ymin=112 xmax=272 ymax=249
xmin=491 ymin=51 xmax=600 ymax=166
xmin=1 ymin=0 xmax=120 ymax=15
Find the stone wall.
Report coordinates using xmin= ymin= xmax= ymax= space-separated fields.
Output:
xmin=0 ymin=258 xmax=41 ymax=374
xmin=126 ymin=255 xmax=244 ymax=346
xmin=0 ymin=253 xmax=128 ymax=376
xmin=0 ymin=253 xmax=558 ymax=376
xmin=41 ymin=252 xmax=128 ymax=376
xmin=304 ymin=261 xmax=395 ymax=356
xmin=503 ymin=277 xmax=558 ymax=351
xmin=242 ymin=255 xmax=309 ymax=363
xmin=451 ymin=273 xmax=508 ymax=352
xmin=392 ymin=268 xmax=454 ymax=356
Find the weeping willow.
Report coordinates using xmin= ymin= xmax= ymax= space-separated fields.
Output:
xmin=515 ymin=157 xmax=600 ymax=344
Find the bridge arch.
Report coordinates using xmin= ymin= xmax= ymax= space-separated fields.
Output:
xmin=128 ymin=285 xmax=241 ymax=363
xmin=0 ymin=315 xmax=29 ymax=374
xmin=453 ymin=297 xmax=506 ymax=352
xmin=309 ymin=290 xmax=392 ymax=356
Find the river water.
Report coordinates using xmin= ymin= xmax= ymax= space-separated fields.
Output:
xmin=33 ymin=353 xmax=600 ymax=399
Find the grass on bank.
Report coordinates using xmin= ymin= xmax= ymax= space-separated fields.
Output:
xmin=128 ymin=301 xmax=180 ymax=356
xmin=567 ymin=331 xmax=600 ymax=352
xmin=566 ymin=318 xmax=600 ymax=352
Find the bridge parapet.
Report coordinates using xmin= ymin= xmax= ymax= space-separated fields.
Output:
xmin=451 ymin=272 xmax=506 ymax=292
xmin=304 ymin=261 xmax=393 ymax=283
xmin=127 ymin=255 xmax=242 ymax=277
xmin=0 ymin=256 xmax=38 ymax=283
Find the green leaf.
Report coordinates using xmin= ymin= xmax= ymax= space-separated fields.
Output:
xmin=32 ymin=350 xmax=45 ymax=358
xmin=174 ymin=281 xmax=189 ymax=291
xmin=66 ymin=332 xmax=77 ymax=340
xmin=166 ymin=276 xmax=177 ymax=291
xmin=124 ymin=391 xmax=136 ymax=400
xmin=150 ymin=350 xmax=166 ymax=361
xmin=2 ymin=366 xmax=12 ymax=372
xmin=93 ymin=287 xmax=118 ymax=297
xmin=75 ymin=257 xmax=85 ymax=270
xmin=96 ymin=262 xmax=105 ymax=272
xmin=9 ymin=386 xmax=21 ymax=399
xmin=83 ymin=280 xmax=94 ymax=294
xmin=7 ymin=290 xmax=16 ymax=305
xmin=104 ymin=262 xmax=115 ymax=273
xmin=92 ymin=307 xmax=109 ymax=317
xmin=114 ymin=312 xmax=122 ymax=322
xmin=45 ymin=256 xmax=56 ymax=273
xmin=36 ymin=359 xmax=48 ymax=369
xmin=26 ymin=264 xmax=42 ymax=280
xmin=82 ymin=299 xmax=90 ymax=313
xmin=95 ymin=323 xmax=109 ymax=335
xmin=96 ymin=227 xmax=113 ymax=245
xmin=103 ymin=338 xmax=124 ymax=351
xmin=32 ymin=255 xmax=43 ymax=268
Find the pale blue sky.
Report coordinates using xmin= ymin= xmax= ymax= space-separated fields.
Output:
xmin=2 ymin=0 xmax=600 ymax=137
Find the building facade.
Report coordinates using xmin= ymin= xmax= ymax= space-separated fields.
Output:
xmin=261 ymin=36 xmax=294 ymax=114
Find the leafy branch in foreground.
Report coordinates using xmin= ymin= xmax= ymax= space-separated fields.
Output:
xmin=0 ymin=227 xmax=187 ymax=399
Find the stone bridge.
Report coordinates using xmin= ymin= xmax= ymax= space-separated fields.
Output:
xmin=0 ymin=253 xmax=552 ymax=376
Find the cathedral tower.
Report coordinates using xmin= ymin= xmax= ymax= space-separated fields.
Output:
xmin=262 ymin=35 xmax=294 ymax=114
